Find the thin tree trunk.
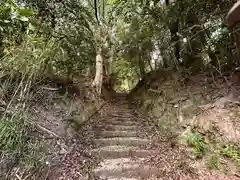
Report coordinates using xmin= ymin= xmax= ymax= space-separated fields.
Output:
xmin=0 ymin=36 xmax=3 ymax=58
xmin=92 ymin=48 xmax=103 ymax=94
xmin=147 ymin=55 xmax=154 ymax=71
xmin=138 ymin=55 xmax=146 ymax=78
xmin=169 ymin=19 xmax=180 ymax=62
xmin=103 ymin=56 xmax=111 ymax=77
xmin=183 ymin=13 xmax=205 ymax=69
xmin=165 ymin=1 xmax=182 ymax=64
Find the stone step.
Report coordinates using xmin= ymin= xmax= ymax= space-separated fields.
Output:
xmin=100 ymin=176 xmax=160 ymax=180
xmin=96 ymin=131 xmax=137 ymax=138
xmin=95 ymin=125 xmax=137 ymax=131
xmin=91 ymin=145 xmax=154 ymax=159
xmin=93 ymin=137 xmax=150 ymax=147
xmin=110 ymin=114 xmax=135 ymax=117
xmin=94 ymin=158 xmax=161 ymax=179
xmin=107 ymin=117 xmax=135 ymax=121
xmin=110 ymin=112 xmax=134 ymax=115
xmin=104 ymin=118 xmax=136 ymax=122
xmin=99 ymin=120 xmax=137 ymax=126
xmin=100 ymin=118 xmax=135 ymax=121
xmin=113 ymin=112 xmax=133 ymax=114
xmin=100 ymin=177 xmax=138 ymax=180
xmin=107 ymin=117 xmax=135 ymax=120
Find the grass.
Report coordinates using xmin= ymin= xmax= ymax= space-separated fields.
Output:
xmin=220 ymin=143 xmax=240 ymax=165
xmin=0 ymin=38 xmax=57 ymax=178
xmin=204 ymin=142 xmax=240 ymax=173
xmin=134 ymin=71 xmax=240 ymax=173
xmin=183 ymin=132 xmax=205 ymax=157
xmin=0 ymin=106 xmax=46 ymax=169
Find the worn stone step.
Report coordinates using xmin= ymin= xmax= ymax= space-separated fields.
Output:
xmin=100 ymin=118 xmax=136 ymax=122
xmin=91 ymin=145 xmax=154 ymax=159
xmin=110 ymin=112 xmax=135 ymax=116
xmin=93 ymin=137 xmax=150 ymax=147
xmin=107 ymin=117 xmax=135 ymax=120
xmin=96 ymin=131 xmax=137 ymax=138
xmin=113 ymin=112 xmax=133 ymax=114
xmin=99 ymin=120 xmax=137 ymax=126
xmin=99 ymin=177 xmax=138 ymax=180
xmin=107 ymin=117 xmax=135 ymax=121
xmin=110 ymin=114 xmax=134 ymax=117
xmin=95 ymin=125 xmax=137 ymax=131
xmin=94 ymin=158 xmax=161 ymax=178
xmin=104 ymin=118 xmax=136 ymax=123
xmin=100 ymin=176 xmax=160 ymax=180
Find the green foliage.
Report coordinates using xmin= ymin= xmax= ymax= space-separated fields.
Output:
xmin=0 ymin=113 xmax=46 ymax=172
xmin=0 ymin=108 xmax=33 ymax=159
xmin=0 ymin=0 xmax=239 ymax=175
xmin=113 ymin=0 xmax=237 ymax=75
xmin=0 ymin=17 xmax=57 ymax=175
xmin=0 ymin=1 xmax=35 ymax=39
xmin=0 ymin=0 xmax=126 ymax=175
xmin=220 ymin=143 xmax=240 ymax=165
xmin=183 ymin=132 xmax=205 ymax=155
xmin=112 ymin=57 xmax=139 ymax=91
xmin=2 ymin=38 xmax=52 ymax=73
xmin=0 ymin=36 xmax=49 ymax=168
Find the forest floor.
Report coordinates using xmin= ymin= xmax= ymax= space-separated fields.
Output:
xmin=82 ymin=90 xmax=240 ymax=180
xmin=3 ymin=72 xmax=240 ymax=180
xmin=43 ymin=87 xmax=239 ymax=180
xmin=135 ymin=70 xmax=240 ymax=180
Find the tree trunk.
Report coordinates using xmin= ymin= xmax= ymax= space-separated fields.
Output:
xmin=0 ymin=35 xmax=3 ymax=58
xmin=183 ymin=13 xmax=205 ymax=69
xmin=138 ymin=56 xmax=146 ymax=78
xmin=168 ymin=19 xmax=180 ymax=62
xmin=92 ymin=48 xmax=103 ymax=94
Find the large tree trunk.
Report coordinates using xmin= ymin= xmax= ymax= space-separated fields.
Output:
xmin=92 ymin=48 xmax=103 ymax=94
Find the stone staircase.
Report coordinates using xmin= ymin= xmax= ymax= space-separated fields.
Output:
xmin=91 ymin=98 xmax=160 ymax=180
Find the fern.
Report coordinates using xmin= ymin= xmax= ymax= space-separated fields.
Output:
xmin=183 ymin=132 xmax=205 ymax=155
xmin=220 ymin=144 xmax=240 ymax=165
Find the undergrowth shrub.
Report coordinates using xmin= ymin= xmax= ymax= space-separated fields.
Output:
xmin=0 ymin=106 xmax=46 ymax=167
xmin=1 ymin=37 xmax=56 ymax=75
xmin=183 ymin=132 xmax=205 ymax=157
xmin=0 ymin=36 xmax=63 ymax=177
xmin=220 ymin=143 xmax=240 ymax=165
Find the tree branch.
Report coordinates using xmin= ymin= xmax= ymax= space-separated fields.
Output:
xmin=94 ymin=0 xmax=100 ymax=25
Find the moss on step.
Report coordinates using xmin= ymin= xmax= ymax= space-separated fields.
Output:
xmin=61 ymin=104 xmax=100 ymax=138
